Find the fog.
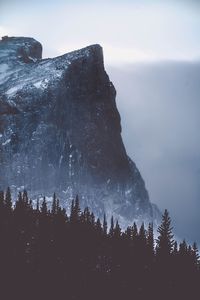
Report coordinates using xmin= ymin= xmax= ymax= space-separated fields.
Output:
xmin=108 ymin=62 xmax=200 ymax=243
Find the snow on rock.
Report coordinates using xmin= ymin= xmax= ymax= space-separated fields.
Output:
xmin=0 ymin=36 xmax=160 ymax=226
xmin=6 ymin=85 xmax=22 ymax=96
xmin=33 ymin=78 xmax=49 ymax=89
xmin=2 ymin=139 xmax=11 ymax=146
xmin=0 ymin=63 xmax=9 ymax=73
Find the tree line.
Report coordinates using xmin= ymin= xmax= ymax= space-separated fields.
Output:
xmin=0 ymin=187 xmax=199 ymax=300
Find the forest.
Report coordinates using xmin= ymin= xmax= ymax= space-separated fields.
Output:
xmin=0 ymin=187 xmax=199 ymax=300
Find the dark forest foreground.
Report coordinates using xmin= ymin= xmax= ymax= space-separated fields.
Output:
xmin=0 ymin=188 xmax=199 ymax=300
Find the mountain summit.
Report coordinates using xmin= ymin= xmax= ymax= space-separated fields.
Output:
xmin=0 ymin=36 xmax=159 ymax=225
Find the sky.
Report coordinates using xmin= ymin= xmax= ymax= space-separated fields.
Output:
xmin=108 ymin=62 xmax=200 ymax=243
xmin=0 ymin=0 xmax=200 ymax=242
xmin=1 ymin=0 xmax=200 ymax=63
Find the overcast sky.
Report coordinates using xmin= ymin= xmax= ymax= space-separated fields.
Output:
xmin=1 ymin=0 xmax=200 ymax=64
xmin=1 ymin=0 xmax=200 ymax=242
xmin=108 ymin=62 xmax=200 ymax=243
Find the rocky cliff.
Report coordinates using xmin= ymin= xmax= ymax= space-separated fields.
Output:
xmin=0 ymin=36 xmax=159 ymax=225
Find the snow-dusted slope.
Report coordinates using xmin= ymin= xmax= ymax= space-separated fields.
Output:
xmin=0 ymin=36 xmax=160 ymax=225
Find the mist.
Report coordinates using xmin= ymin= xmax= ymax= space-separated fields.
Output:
xmin=108 ymin=62 xmax=200 ymax=243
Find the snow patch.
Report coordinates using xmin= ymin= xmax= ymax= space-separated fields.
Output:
xmin=2 ymin=139 xmax=11 ymax=146
xmin=17 ymin=186 xmax=25 ymax=191
xmin=125 ymin=189 xmax=132 ymax=196
xmin=46 ymin=196 xmax=53 ymax=202
xmin=6 ymin=85 xmax=22 ymax=96
xmin=33 ymin=78 xmax=49 ymax=89
xmin=28 ymin=56 xmax=37 ymax=63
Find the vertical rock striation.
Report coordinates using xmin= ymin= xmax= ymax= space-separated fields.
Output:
xmin=0 ymin=36 xmax=160 ymax=225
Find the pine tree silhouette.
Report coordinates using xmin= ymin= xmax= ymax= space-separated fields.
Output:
xmin=192 ymin=242 xmax=199 ymax=269
xmin=41 ymin=196 xmax=48 ymax=215
xmin=132 ymin=222 xmax=138 ymax=240
xmin=103 ymin=213 xmax=107 ymax=236
xmin=5 ymin=187 xmax=12 ymax=211
xmin=147 ymin=222 xmax=154 ymax=260
xmin=113 ymin=220 xmax=121 ymax=238
xmin=156 ymin=209 xmax=174 ymax=258
xmin=51 ymin=192 xmax=57 ymax=214
xmin=109 ymin=216 xmax=114 ymax=237
xmin=0 ymin=190 xmax=4 ymax=208
xmin=0 ymin=189 xmax=199 ymax=300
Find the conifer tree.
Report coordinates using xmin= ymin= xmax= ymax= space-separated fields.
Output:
xmin=82 ymin=207 xmax=90 ymax=223
xmin=179 ymin=239 xmax=188 ymax=256
xmin=5 ymin=187 xmax=12 ymax=211
xmin=22 ymin=190 xmax=28 ymax=206
xmin=192 ymin=242 xmax=199 ymax=269
xmin=56 ymin=199 xmax=60 ymax=213
xmin=0 ymin=190 xmax=4 ymax=209
xmin=15 ymin=191 xmax=23 ymax=211
xmin=41 ymin=197 xmax=47 ymax=215
xmin=0 ymin=191 xmax=4 ymax=226
xmin=103 ymin=213 xmax=107 ymax=236
xmin=70 ymin=196 xmax=80 ymax=223
xmin=125 ymin=226 xmax=132 ymax=240
xmin=90 ymin=212 xmax=95 ymax=226
xmin=51 ymin=192 xmax=57 ymax=214
xmin=70 ymin=199 xmax=75 ymax=223
xmin=147 ymin=222 xmax=154 ymax=257
xmin=18 ymin=191 xmax=23 ymax=202
xmin=173 ymin=241 xmax=178 ymax=256
xmin=29 ymin=199 xmax=32 ymax=209
xmin=109 ymin=216 xmax=114 ymax=237
xmin=132 ymin=222 xmax=138 ymax=240
xmin=114 ymin=220 xmax=121 ymax=238
xmin=36 ymin=199 xmax=40 ymax=212
xmin=139 ymin=222 xmax=146 ymax=245
xmin=156 ymin=209 xmax=174 ymax=258
xmin=74 ymin=195 xmax=80 ymax=215
xmin=96 ymin=218 xmax=102 ymax=234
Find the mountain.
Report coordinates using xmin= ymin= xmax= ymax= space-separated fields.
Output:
xmin=0 ymin=36 xmax=159 ymax=225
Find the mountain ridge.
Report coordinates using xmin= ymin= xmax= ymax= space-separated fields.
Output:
xmin=0 ymin=36 xmax=160 ymax=226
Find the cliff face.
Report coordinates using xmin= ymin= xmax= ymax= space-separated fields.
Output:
xmin=0 ymin=36 xmax=159 ymax=224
